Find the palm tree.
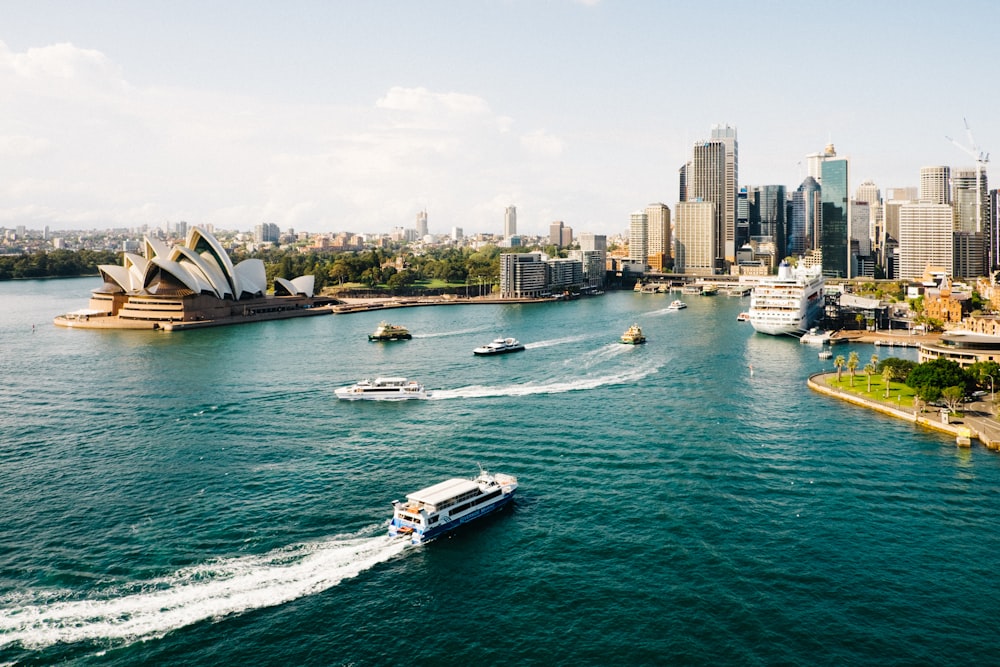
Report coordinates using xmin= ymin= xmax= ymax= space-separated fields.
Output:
xmin=870 ymin=354 xmax=879 ymax=374
xmin=883 ymin=365 xmax=896 ymax=399
xmin=864 ymin=363 xmax=876 ymax=392
xmin=834 ymin=354 xmax=846 ymax=382
xmin=847 ymin=351 xmax=860 ymax=387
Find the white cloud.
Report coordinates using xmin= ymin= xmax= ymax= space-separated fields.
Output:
xmin=520 ymin=130 xmax=565 ymax=158
xmin=0 ymin=42 xmax=621 ymax=236
xmin=375 ymin=86 xmax=491 ymax=116
xmin=0 ymin=135 xmax=51 ymax=158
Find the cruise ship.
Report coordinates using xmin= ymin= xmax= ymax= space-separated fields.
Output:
xmin=388 ymin=468 xmax=518 ymax=544
xmin=747 ymin=261 xmax=825 ymax=336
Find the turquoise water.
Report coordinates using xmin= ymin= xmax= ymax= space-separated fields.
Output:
xmin=2 ymin=278 xmax=999 ymax=666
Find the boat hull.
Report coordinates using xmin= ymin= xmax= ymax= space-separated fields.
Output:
xmin=389 ymin=493 xmax=515 ymax=545
xmin=334 ymin=390 xmax=428 ymax=400
xmin=473 ymin=346 xmax=525 ymax=355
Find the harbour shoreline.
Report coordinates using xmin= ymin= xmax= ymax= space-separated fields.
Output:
xmin=808 ymin=371 xmax=1000 ymax=450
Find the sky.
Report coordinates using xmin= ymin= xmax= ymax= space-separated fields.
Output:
xmin=1 ymin=0 xmax=997 ymax=238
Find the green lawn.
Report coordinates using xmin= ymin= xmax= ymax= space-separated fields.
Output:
xmin=825 ymin=372 xmax=917 ymax=406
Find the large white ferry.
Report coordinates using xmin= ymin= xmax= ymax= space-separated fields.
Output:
xmin=334 ymin=377 xmax=429 ymax=400
xmin=388 ymin=468 xmax=518 ymax=544
xmin=748 ymin=261 xmax=825 ymax=336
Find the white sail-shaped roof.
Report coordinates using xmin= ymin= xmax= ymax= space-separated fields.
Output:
xmin=233 ymin=259 xmax=266 ymax=298
xmin=171 ymin=245 xmax=233 ymax=299
xmin=123 ymin=253 xmax=149 ymax=290
xmin=274 ymin=275 xmax=315 ymax=297
xmin=188 ymin=228 xmax=240 ymax=298
xmin=288 ymin=275 xmax=315 ymax=297
xmin=144 ymin=237 xmax=171 ymax=262
xmin=97 ymin=265 xmax=130 ymax=292
xmin=147 ymin=256 xmax=215 ymax=295
xmin=98 ymin=226 xmax=315 ymax=303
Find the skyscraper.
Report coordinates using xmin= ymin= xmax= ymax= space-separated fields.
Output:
xmin=757 ymin=185 xmax=786 ymax=256
xmin=898 ymin=202 xmax=954 ymax=280
xmin=712 ymin=125 xmax=738 ymax=262
xmin=629 ymin=211 xmax=648 ymax=268
xmin=953 ymin=168 xmax=988 ymax=233
xmin=549 ymin=221 xmax=565 ymax=246
xmin=789 ymin=177 xmax=821 ymax=256
xmin=919 ymin=166 xmax=951 ymax=204
xmin=416 ymin=210 xmax=428 ymax=238
xmin=504 ymin=205 xmax=517 ymax=239
xmin=674 ymin=201 xmax=716 ymax=275
xmin=820 ymin=152 xmax=850 ymax=278
xmin=953 ymin=168 xmax=989 ymax=278
xmin=690 ymin=139 xmax=726 ymax=270
xmin=645 ymin=203 xmax=671 ymax=270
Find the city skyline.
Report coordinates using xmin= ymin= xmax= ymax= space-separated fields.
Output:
xmin=1 ymin=1 xmax=997 ymax=237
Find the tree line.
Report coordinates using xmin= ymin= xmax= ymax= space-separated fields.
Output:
xmin=0 ymin=249 xmax=120 ymax=280
xmin=0 ymin=244 xmax=548 ymax=292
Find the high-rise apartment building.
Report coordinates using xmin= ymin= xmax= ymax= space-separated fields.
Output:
xmin=416 ymin=210 xmax=428 ymax=238
xmin=500 ymin=253 xmax=548 ymax=298
xmin=560 ymin=226 xmax=573 ymax=247
xmin=549 ymin=221 xmax=564 ymax=246
xmin=820 ymin=153 xmax=850 ymax=278
xmin=504 ymin=205 xmax=517 ymax=239
xmin=255 ymin=222 xmax=280 ymax=244
xmin=919 ymin=166 xmax=951 ymax=204
xmin=674 ymin=201 xmax=716 ymax=275
xmin=898 ymin=202 xmax=954 ymax=280
xmin=629 ymin=211 xmax=648 ymax=268
xmin=576 ymin=232 xmax=607 ymax=289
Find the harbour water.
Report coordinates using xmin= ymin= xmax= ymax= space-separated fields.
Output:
xmin=2 ymin=278 xmax=1000 ymax=665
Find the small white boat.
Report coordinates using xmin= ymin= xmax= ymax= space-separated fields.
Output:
xmin=335 ymin=377 xmax=429 ymax=400
xmin=473 ymin=337 xmax=525 ymax=355
xmin=666 ymin=300 xmax=687 ymax=311
xmin=818 ymin=350 xmax=833 ymax=359
xmin=388 ymin=468 xmax=518 ymax=545
xmin=736 ymin=312 xmax=750 ymax=322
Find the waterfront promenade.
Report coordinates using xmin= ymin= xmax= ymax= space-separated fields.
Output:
xmin=809 ymin=371 xmax=1000 ymax=450
xmin=329 ymin=293 xmax=567 ymax=313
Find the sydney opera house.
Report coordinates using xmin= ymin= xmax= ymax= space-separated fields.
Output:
xmin=54 ymin=227 xmax=330 ymax=330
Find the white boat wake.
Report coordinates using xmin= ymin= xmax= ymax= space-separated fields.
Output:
xmin=430 ymin=364 xmax=660 ymax=399
xmin=524 ymin=334 xmax=589 ymax=349
xmin=414 ymin=326 xmax=490 ymax=339
xmin=0 ymin=530 xmax=407 ymax=651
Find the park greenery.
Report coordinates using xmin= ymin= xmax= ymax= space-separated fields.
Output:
xmin=827 ymin=355 xmax=1000 ymax=416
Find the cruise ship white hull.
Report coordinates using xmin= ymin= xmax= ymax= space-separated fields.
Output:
xmin=747 ymin=262 xmax=825 ymax=337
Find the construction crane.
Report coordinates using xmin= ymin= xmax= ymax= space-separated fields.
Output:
xmin=946 ymin=118 xmax=990 ymax=233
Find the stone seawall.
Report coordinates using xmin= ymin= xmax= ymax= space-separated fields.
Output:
xmin=807 ymin=373 xmax=977 ymax=447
